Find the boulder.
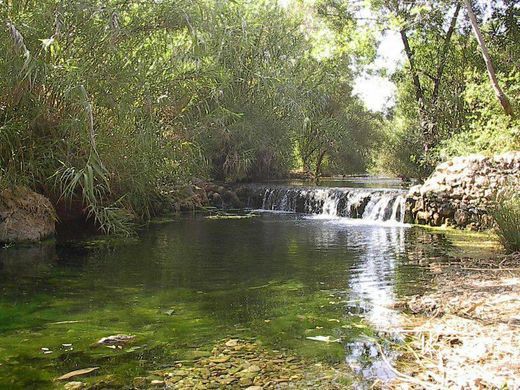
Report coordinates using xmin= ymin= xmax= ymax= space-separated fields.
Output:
xmin=210 ymin=192 xmax=222 ymax=206
xmin=454 ymin=209 xmax=470 ymax=226
xmin=415 ymin=211 xmax=430 ymax=224
xmin=0 ymin=186 xmax=56 ymax=243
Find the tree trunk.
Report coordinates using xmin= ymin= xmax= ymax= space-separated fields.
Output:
xmin=463 ymin=0 xmax=513 ymax=116
xmin=314 ymin=149 xmax=327 ymax=185
xmin=400 ymin=29 xmax=431 ymax=150
xmin=400 ymin=29 xmax=425 ymax=109
xmin=432 ymin=4 xmax=462 ymax=104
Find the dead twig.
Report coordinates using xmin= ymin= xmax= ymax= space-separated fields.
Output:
xmin=376 ymin=343 xmax=437 ymax=390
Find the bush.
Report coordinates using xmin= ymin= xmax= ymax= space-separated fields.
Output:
xmin=492 ymin=192 xmax=520 ymax=253
xmin=371 ymin=115 xmax=432 ymax=180
xmin=436 ymin=70 xmax=520 ymax=161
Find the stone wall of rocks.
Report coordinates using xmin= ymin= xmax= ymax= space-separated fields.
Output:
xmin=169 ymin=179 xmax=244 ymax=211
xmin=406 ymin=152 xmax=520 ymax=230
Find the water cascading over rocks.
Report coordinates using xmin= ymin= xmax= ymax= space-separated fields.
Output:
xmin=237 ymin=185 xmax=407 ymax=223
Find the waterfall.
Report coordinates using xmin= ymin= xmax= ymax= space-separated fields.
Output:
xmin=250 ymin=185 xmax=407 ymax=224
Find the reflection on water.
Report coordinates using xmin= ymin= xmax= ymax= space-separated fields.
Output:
xmin=0 ymin=213 xmax=473 ymax=388
xmin=344 ymin=226 xmax=406 ymax=381
xmin=347 ymin=226 xmax=406 ymax=330
xmin=295 ymin=219 xmax=410 ymax=381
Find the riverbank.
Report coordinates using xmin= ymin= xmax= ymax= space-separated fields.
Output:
xmin=4 ymin=154 xmax=517 ymax=244
xmin=393 ymin=252 xmax=520 ymax=389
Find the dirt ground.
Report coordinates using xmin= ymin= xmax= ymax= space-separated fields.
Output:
xmin=390 ymin=253 xmax=520 ymax=389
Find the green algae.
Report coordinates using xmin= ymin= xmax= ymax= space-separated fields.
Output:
xmin=0 ymin=213 xmax=496 ymax=388
xmin=0 ymin=280 xmax=358 ymax=388
xmin=416 ymin=225 xmax=503 ymax=258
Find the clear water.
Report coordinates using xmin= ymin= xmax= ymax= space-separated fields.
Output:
xmin=0 ymin=212 xmax=494 ymax=388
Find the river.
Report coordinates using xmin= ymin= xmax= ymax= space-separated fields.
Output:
xmin=0 ymin=180 xmax=498 ymax=388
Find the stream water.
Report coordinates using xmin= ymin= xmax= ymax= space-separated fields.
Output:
xmin=0 ymin=181 xmax=497 ymax=388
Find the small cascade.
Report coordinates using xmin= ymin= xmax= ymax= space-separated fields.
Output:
xmin=390 ymin=195 xmax=406 ymax=224
xmin=362 ymin=193 xmax=407 ymax=223
xmin=250 ymin=185 xmax=407 ymax=224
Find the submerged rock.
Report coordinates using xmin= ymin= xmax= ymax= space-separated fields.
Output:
xmin=63 ymin=382 xmax=84 ymax=390
xmin=225 ymin=339 xmax=239 ymax=347
xmin=150 ymin=338 xmax=349 ymax=389
xmin=0 ymin=186 xmax=56 ymax=243
xmin=132 ymin=377 xmax=148 ymax=388
xmin=57 ymin=367 xmax=99 ymax=381
xmin=97 ymin=334 xmax=135 ymax=347
xmin=306 ymin=335 xmax=341 ymax=343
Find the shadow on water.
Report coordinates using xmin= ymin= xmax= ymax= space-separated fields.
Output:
xmin=0 ymin=213 xmax=497 ymax=388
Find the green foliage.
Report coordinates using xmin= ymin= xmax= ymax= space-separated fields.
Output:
xmin=372 ymin=117 xmax=429 ymax=179
xmin=287 ymin=56 xmax=382 ymax=180
xmin=492 ymin=191 xmax=520 ymax=253
xmin=0 ymin=0 xmax=380 ymax=233
xmin=371 ymin=1 xmax=520 ymax=179
xmin=371 ymin=78 xmax=431 ymax=179
xmin=0 ymin=0 xmax=206 ymax=234
xmin=437 ymin=71 xmax=520 ymax=160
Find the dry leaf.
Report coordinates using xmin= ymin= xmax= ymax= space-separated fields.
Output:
xmin=306 ymin=336 xmax=340 ymax=343
xmin=57 ymin=367 xmax=99 ymax=380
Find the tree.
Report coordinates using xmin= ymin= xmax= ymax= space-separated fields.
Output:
xmin=383 ymin=1 xmax=462 ymax=152
xmin=463 ymin=0 xmax=513 ymax=116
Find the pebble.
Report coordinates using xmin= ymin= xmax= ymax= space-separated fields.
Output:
xmin=154 ymin=339 xmax=348 ymax=389
xmin=64 ymin=382 xmax=84 ymax=390
xmin=225 ymin=339 xmax=239 ymax=347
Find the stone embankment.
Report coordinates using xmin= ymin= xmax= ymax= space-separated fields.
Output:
xmin=406 ymin=152 xmax=520 ymax=230
xmin=0 ymin=186 xmax=56 ymax=243
xmin=172 ymin=179 xmax=244 ymax=211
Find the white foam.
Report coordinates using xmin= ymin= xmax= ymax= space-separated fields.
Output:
xmin=306 ymin=215 xmax=410 ymax=228
xmin=258 ymin=185 xmax=408 ymax=224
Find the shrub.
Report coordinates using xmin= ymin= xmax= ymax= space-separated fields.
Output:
xmin=492 ymin=191 xmax=520 ymax=253
xmin=436 ymin=70 xmax=520 ymax=161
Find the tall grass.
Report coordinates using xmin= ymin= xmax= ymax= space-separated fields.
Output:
xmin=1 ymin=2 xmax=206 ymax=235
xmin=492 ymin=192 xmax=520 ymax=253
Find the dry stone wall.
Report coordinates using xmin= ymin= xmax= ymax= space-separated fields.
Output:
xmin=406 ymin=152 xmax=520 ymax=230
